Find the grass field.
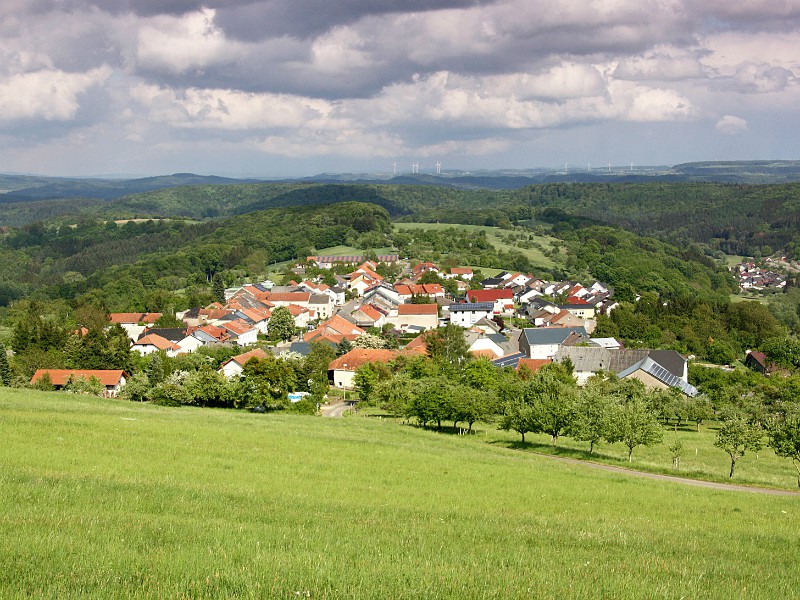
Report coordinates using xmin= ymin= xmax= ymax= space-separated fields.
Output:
xmin=265 ymin=245 xmax=396 ymax=274
xmin=358 ymin=409 xmax=799 ymax=491
xmin=393 ymin=223 xmax=561 ymax=269
xmin=2 ymin=389 xmax=799 ymax=599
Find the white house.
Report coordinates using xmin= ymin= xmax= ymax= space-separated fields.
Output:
xmin=449 ymin=302 xmax=494 ymax=327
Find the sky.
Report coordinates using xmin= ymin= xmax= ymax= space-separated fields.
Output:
xmin=0 ymin=0 xmax=799 ymax=177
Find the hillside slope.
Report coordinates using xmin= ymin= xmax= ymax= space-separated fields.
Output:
xmin=1 ymin=389 xmax=797 ymax=599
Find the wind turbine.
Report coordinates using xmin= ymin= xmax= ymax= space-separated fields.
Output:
xmin=564 ymin=162 xmax=568 ymax=174
xmin=392 ymin=162 xmax=397 ymax=176
xmin=435 ymin=161 xmax=441 ymax=175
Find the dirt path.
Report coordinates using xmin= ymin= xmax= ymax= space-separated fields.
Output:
xmin=529 ymin=451 xmax=798 ymax=496
xmin=320 ymin=401 xmax=352 ymax=418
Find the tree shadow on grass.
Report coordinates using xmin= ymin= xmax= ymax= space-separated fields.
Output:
xmin=490 ymin=438 xmax=621 ymax=463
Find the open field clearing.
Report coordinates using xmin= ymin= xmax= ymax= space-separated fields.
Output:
xmin=1 ymin=389 xmax=798 ymax=599
xmin=393 ymin=223 xmax=561 ymax=269
xmin=265 ymin=245 xmax=395 ymax=274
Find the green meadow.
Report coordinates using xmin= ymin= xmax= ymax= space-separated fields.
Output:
xmin=2 ymin=389 xmax=798 ymax=599
xmin=393 ymin=222 xmax=561 ymax=269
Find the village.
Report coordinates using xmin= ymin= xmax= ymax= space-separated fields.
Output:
xmin=29 ymin=253 xmax=697 ymax=399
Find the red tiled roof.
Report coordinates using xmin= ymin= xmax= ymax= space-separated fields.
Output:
xmin=266 ymin=292 xmax=311 ymax=303
xmin=228 ymin=348 xmax=269 ymax=367
xmin=197 ymin=324 xmax=231 ymax=342
xmin=467 ymin=289 xmax=513 ymax=302
xmin=134 ymin=334 xmax=180 ymax=351
xmin=31 ymin=369 xmax=127 ymax=386
xmin=357 ymin=304 xmax=384 ymax=321
xmin=470 ymin=349 xmax=498 ymax=359
xmin=450 ymin=267 xmax=473 ymax=275
xmin=328 ymin=348 xmax=398 ymax=371
xmin=108 ymin=312 xmax=162 ymax=324
xmin=516 ymin=359 xmax=552 ymax=373
xmin=398 ymin=303 xmax=438 ymax=315
xmin=222 ymin=320 xmax=255 ymax=336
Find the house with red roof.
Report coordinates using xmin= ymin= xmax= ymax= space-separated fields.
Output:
xmin=443 ymin=267 xmax=473 ymax=280
xmin=221 ymin=319 xmax=258 ymax=346
xmin=132 ymin=333 xmax=182 ymax=357
xmin=108 ymin=312 xmax=162 ymax=341
xmin=396 ymin=303 xmax=439 ymax=331
xmin=306 ymin=314 xmax=365 ymax=344
xmin=394 ymin=283 xmax=446 ymax=301
xmin=328 ymin=348 xmax=398 ymax=389
xmin=218 ymin=348 xmax=269 ymax=378
xmin=264 ymin=291 xmax=311 ymax=308
xmin=466 ymin=289 xmax=514 ymax=314
xmin=351 ymin=303 xmax=387 ymax=328
xmin=30 ymin=369 xmax=128 ymax=397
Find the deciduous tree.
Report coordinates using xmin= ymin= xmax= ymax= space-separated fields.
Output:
xmin=767 ymin=414 xmax=800 ymax=489
xmin=714 ymin=414 xmax=763 ymax=478
xmin=268 ymin=306 xmax=295 ymax=342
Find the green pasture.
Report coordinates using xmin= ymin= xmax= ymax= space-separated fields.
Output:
xmin=265 ymin=245 xmax=396 ymax=274
xmin=393 ymin=222 xmax=561 ymax=269
xmin=356 ymin=409 xmax=799 ymax=491
xmin=1 ymin=389 xmax=798 ymax=599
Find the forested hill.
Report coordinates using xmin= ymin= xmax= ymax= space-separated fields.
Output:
xmin=0 ymin=202 xmax=393 ymax=306
xmin=523 ymin=182 xmax=800 ymax=256
xmin=0 ymin=173 xmax=261 ymax=203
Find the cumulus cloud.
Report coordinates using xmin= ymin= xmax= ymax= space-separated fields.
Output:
xmin=715 ymin=115 xmax=748 ymax=134
xmin=0 ymin=0 xmax=798 ymax=172
xmin=718 ymin=63 xmax=796 ymax=93
xmin=0 ymin=66 xmax=111 ymax=122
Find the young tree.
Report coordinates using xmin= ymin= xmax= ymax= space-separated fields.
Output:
xmin=268 ymin=306 xmax=296 ymax=342
xmin=767 ymin=415 xmax=800 ymax=489
xmin=714 ymin=414 xmax=763 ymax=478
xmin=607 ymin=395 xmax=664 ymax=462
xmin=669 ymin=439 xmax=684 ymax=469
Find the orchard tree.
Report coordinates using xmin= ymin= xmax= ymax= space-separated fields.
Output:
xmin=452 ymin=385 xmax=493 ymax=432
xmin=527 ymin=367 xmax=577 ymax=447
xmin=714 ymin=414 xmax=763 ymax=478
xmin=500 ymin=398 xmax=537 ymax=443
xmin=767 ymin=414 xmax=800 ymax=489
xmin=268 ymin=306 xmax=296 ymax=342
xmin=569 ymin=387 xmax=616 ymax=455
xmin=607 ymin=394 xmax=664 ymax=462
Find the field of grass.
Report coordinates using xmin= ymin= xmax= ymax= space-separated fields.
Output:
xmin=357 ymin=409 xmax=799 ymax=491
xmin=394 ymin=223 xmax=561 ymax=269
xmin=265 ymin=245 xmax=396 ymax=274
xmin=2 ymin=388 xmax=799 ymax=598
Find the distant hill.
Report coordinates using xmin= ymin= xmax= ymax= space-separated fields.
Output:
xmin=0 ymin=173 xmax=263 ymax=203
xmin=671 ymin=160 xmax=800 ymax=183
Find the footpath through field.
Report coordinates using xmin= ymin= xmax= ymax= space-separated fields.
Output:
xmin=528 ymin=451 xmax=799 ymax=496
